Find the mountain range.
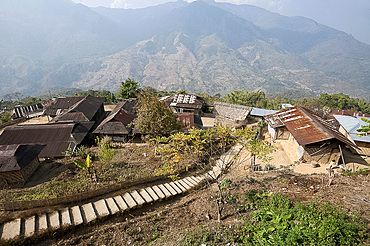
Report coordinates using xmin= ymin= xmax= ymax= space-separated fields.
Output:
xmin=1 ymin=0 xmax=369 ymax=100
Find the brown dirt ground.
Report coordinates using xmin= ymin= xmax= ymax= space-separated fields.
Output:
xmin=16 ymin=147 xmax=370 ymax=246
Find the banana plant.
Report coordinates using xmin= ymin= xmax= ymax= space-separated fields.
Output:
xmin=74 ymin=154 xmax=97 ymax=182
xmin=74 ymin=154 xmax=91 ymax=170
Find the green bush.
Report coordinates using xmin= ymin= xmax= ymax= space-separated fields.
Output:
xmin=181 ymin=191 xmax=368 ymax=245
xmin=226 ymin=192 xmax=367 ymax=245
xmin=96 ymin=136 xmax=116 ymax=164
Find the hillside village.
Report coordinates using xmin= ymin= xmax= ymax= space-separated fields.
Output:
xmin=0 ymin=88 xmax=369 ymax=244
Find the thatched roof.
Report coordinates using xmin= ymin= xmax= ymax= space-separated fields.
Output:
xmin=214 ymin=102 xmax=252 ymax=121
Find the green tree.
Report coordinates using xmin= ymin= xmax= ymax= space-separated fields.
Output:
xmin=142 ymin=86 xmax=158 ymax=97
xmin=358 ymin=118 xmax=370 ymax=135
xmin=223 ymin=89 xmax=267 ymax=107
xmin=132 ymin=91 xmax=182 ymax=137
xmin=1 ymin=112 xmax=11 ymax=124
xmin=76 ymin=89 xmax=116 ymax=102
xmin=116 ymin=78 xmax=141 ymax=99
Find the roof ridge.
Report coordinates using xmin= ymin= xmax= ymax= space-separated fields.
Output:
xmin=299 ymin=106 xmax=357 ymax=148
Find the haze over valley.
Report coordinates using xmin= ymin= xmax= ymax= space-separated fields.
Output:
xmin=1 ymin=0 xmax=369 ymax=100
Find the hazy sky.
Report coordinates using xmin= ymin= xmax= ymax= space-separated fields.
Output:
xmin=71 ymin=0 xmax=370 ymax=44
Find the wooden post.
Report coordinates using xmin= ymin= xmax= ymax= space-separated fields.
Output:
xmin=338 ymin=144 xmax=346 ymax=168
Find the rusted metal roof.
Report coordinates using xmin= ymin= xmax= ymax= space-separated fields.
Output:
xmin=265 ymin=106 xmax=357 ymax=147
xmin=0 ymin=144 xmax=45 ymax=172
xmin=93 ymin=101 xmax=137 ymax=135
xmin=0 ymin=123 xmax=92 ymax=158
xmin=329 ymin=109 xmax=370 ymax=118
xmin=214 ymin=102 xmax=252 ymax=121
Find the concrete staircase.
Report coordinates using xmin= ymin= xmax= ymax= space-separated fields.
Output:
xmin=0 ymin=144 xmax=242 ymax=242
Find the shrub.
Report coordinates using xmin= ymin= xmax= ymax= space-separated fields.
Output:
xmin=96 ymin=136 xmax=116 ymax=164
xmin=228 ymin=192 xmax=367 ymax=245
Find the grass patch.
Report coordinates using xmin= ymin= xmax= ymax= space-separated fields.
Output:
xmin=0 ymin=146 xmax=162 ymax=201
xmin=341 ymin=168 xmax=370 ymax=176
xmin=180 ymin=190 xmax=368 ymax=245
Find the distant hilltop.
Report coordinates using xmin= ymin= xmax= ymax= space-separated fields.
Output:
xmin=0 ymin=0 xmax=369 ymax=100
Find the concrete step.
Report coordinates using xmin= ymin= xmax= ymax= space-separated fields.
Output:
xmin=130 ymin=190 xmax=146 ymax=206
xmin=93 ymin=199 xmax=110 ymax=218
xmin=38 ymin=213 xmax=48 ymax=232
xmin=71 ymin=206 xmax=83 ymax=226
xmin=169 ymin=182 xmax=183 ymax=194
xmin=114 ymin=195 xmax=129 ymax=211
xmin=138 ymin=188 xmax=153 ymax=203
xmin=163 ymin=183 xmax=177 ymax=196
xmin=157 ymin=184 xmax=172 ymax=197
xmin=61 ymin=208 xmax=72 ymax=227
xmin=49 ymin=210 xmax=60 ymax=229
xmin=196 ymin=175 xmax=206 ymax=182
xmin=1 ymin=218 xmax=21 ymax=241
xmin=81 ymin=203 xmax=97 ymax=223
xmin=177 ymin=179 xmax=192 ymax=190
xmin=189 ymin=176 xmax=201 ymax=184
xmin=213 ymin=167 xmax=222 ymax=177
xmin=172 ymin=181 xmax=186 ymax=193
xmin=183 ymin=177 xmax=197 ymax=186
xmin=151 ymin=185 xmax=166 ymax=199
xmin=24 ymin=216 xmax=36 ymax=238
xmin=145 ymin=187 xmax=160 ymax=201
xmin=174 ymin=180 xmax=187 ymax=192
xmin=106 ymin=197 xmax=120 ymax=215
xmin=207 ymin=170 xmax=217 ymax=179
xmin=122 ymin=192 xmax=137 ymax=209
xmin=94 ymin=199 xmax=110 ymax=218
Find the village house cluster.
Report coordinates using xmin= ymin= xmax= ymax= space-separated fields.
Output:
xmin=0 ymin=94 xmax=369 ymax=185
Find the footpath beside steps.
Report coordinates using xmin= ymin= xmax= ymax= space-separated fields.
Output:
xmin=0 ymin=144 xmax=243 ymax=242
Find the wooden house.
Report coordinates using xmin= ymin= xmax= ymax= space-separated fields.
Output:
xmin=0 ymin=122 xmax=93 ymax=158
xmin=93 ymin=100 xmax=141 ymax=142
xmin=213 ymin=102 xmax=252 ymax=128
xmin=265 ymin=106 xmax=357 ymax=165
xmin=0 ymin=144 xmax=44 ymax=184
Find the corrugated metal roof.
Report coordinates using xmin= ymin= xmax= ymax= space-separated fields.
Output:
xmin=94 ymin=122 xmax=130 ymax=135
xmin=166 ymin=94 xmax=205 ymax=109
xmin=121 ymin=98 xmax=137 ymax=115
xmin=250 ymin=107 xmax=278 ymax=117
xmin=51 ymin=95 xmax=105 ymax=123
xmin=43 ymin=97 xmax=85 ymax=116
xmin=0 ymin=123 xmax=91 ymax=158
xmin=12 ymin=104 xmax=43 ymax=118
xmin=330 ymin=109 xmax=370 ymax=118
xmin=214 ymin=102 xmax=252 ymax=121
xmin=0 ymin=145 xmax=45 ymax=172
xmin=265 ymin=106 xmax=357 ymax=147
xmin=334 ymin=115 xmax=370 ymax=143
